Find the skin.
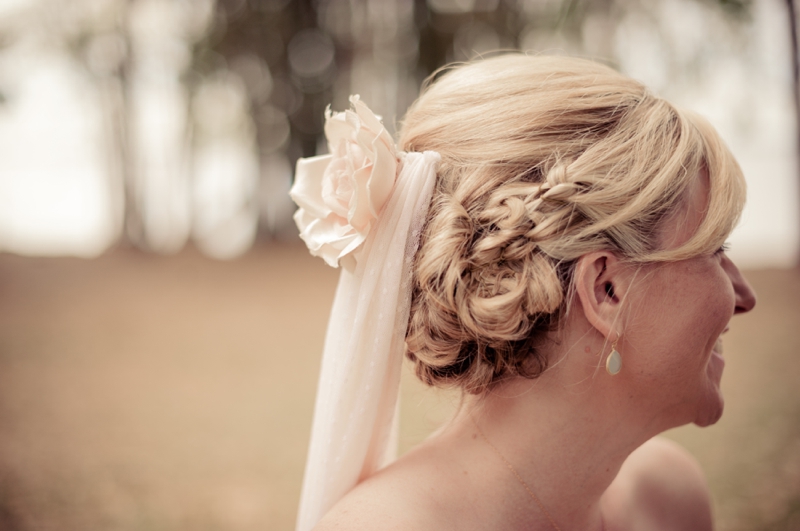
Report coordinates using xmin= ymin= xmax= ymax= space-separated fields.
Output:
xmin=314 ymin=171 xmax=757 ymax=531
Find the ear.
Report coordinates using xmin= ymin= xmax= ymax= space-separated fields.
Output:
xmin=573 ymin=252 xmax=631 ymax=341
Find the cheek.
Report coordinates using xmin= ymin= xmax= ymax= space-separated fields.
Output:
xmin=621 ymin=299 xmax=685 ymax=378
xmin=629 ymin=269 xmax=735 ymax=373
xmin=623 ymin=278 xmax=688 ymax=345
xmin=620 ymin=275 xmax=709 ymax=370
xmin=691 ymin=266 xmax=737 ymax=336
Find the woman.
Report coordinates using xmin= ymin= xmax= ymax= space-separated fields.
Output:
xmin=291 ymin=54 xmax=756 ymax=531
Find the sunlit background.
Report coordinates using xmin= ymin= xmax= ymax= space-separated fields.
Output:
xmin=0 ymin=0 xmax=798 ymax=530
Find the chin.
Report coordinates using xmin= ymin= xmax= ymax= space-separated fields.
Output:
xmin=692 ymin=393 xmax=725 ymax=427
xmin=692 ymin=352 xmax=726 ymax=427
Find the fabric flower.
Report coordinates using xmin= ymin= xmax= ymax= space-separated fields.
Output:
xmin=290 ymin=95 xmax=400 ymax=269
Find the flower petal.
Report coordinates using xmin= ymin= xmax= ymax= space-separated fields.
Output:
xmin=350 ymin=95 xmax=384 ymax=137
xmin=291 ymin=155 xmax=334 ymax=219
xmin=324 ymin=111 xmax=351 ymax=148
xmin=295 ymin=209 xmax=364 ymax=268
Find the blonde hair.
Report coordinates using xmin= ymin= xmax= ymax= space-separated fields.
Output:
xmin=399 ymin=54 xmax=745 ymax=394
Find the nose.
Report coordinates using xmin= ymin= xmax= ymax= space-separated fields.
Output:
xmin=723 ymin=256 xmax=757 ymax=314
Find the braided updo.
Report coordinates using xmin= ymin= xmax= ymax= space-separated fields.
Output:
xmin=398 ymin=55 xmax=745 ymax=394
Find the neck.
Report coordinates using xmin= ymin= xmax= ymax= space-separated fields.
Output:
xmin=437 ymin=329 xmax=667 ymax=530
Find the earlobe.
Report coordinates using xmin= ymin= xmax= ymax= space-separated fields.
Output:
xmin=574 ymin=252 xmax=628 ymax=341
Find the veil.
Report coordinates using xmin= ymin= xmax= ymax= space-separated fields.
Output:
xmin=291 ymin=100 xmax=440 ymax=531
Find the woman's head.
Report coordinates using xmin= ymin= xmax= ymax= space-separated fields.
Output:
xmin=399 ymin=54 xmax=746 ymax=394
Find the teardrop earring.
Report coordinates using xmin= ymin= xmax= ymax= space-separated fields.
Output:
xmin=605 ymin=339 xmax=622 ymax=375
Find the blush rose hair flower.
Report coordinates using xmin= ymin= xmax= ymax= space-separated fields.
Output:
xmin=290 ymin=95 xmax=400 ymax=270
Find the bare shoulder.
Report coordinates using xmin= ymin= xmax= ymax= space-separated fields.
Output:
xmin=604 ymin=437 xmax=714 ymax=531
xmin=312 ymin=474 xmax=429 ymax=531
xmin=311 ymin=482 xmax=412 ymax=531
xmin=313 ymin=445 xmax=466 ymax=531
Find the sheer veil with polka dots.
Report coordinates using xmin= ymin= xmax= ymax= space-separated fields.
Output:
xmin=295 ymin=151 xmax=440 ymax=531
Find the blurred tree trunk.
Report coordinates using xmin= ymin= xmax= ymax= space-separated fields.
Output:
xmin=57 ymin=0 xmax=149 ymax=250
xmin=116 ymin=43 xmax=148 ymax=251
xmin=788 ymin=0 xmax=800 ymax=265
xmin=105 ymin=35 xmax=149 ymax=250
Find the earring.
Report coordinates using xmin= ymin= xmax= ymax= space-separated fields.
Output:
xmin=605 ymin=339 xmax=622 ymax=375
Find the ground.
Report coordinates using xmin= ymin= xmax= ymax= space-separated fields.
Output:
xmin=0 ymin=244 xmax=797 ymax=531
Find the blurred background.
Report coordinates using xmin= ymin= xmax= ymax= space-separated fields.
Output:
xmin=0 ymin=0 xmax=798 ymax=530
